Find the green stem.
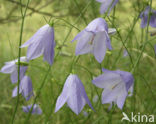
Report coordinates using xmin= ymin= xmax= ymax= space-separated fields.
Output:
xmin=108 ymin=6 xmax=116 ymax=123
xmin=44 ymin=2 xmax=93 ymax=122
xmin=11 ymin=0 xmax=30 ymax=123
xmin=107 ymin=15 xmax=140 ymax=69
xmin=73 ymin=0 xmax=87 ymax=25
xmin=24 ymin=65 xmax=51 ymax=124
xmin=54 ymin=18 xmax=80 ymax=31
xmin=131 ymin=0 xmax=153 ymax=113
xmin=131 ymin=0 xmax=152 ymax=73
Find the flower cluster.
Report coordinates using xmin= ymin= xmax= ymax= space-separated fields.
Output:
xmin=0 ymin=57 xmax=42 ymax=113
xmin=1 ymin=0 xmax=155 ymax=116
xmin=0 ymin=24 xmax=55 ymax=114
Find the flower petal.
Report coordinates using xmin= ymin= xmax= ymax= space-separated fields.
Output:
xmin=96 ymin=0 xmax=106 ymax=3
xmin=93 ymin=32 xmax=107 ymax=63
xmin=140 ymin=6 xmax=150 ymax=28
xmin=150 ymin=12 xmax=156 ymax=27
xmin=20 ymin=76 xmax=33 ymax=101
xmin=102 ymin=82 xmax=125 ymax=104
xmin=12 ymin=86 xmax=22 ymax=97
xmin=67 ymin=89 xmax=85 ymax=115
xmin=0 ymin=63 xmax=15 ymax=73
xmin=102 ymin=88 xmax=116 ymax=104
xmin=105 ymin=31 xmax=112 ymax=50
xmin=108 ymin=0 xmax=119 ymax=14
xmin=55 ymin=89 xmax=68 ymax=113
xmin=75 ymin=31 xmax=93 ymax=55
xmin=116 ymin=86 xmax=127 ymax=109
xmin=71 ymin=30 xmax=85 ymax=42
xmin=140 ymin=16 xmax=148 ymax=28
xmin=92 ymin=72 xmax=122 ymax=89
xmin=43 ymin=28 xmax=55 ymax=65
xmin=32 ymin=104 xmax=42 ymax=114
xmin=27 ymin=40 xmax=44 ymax=60
xmin=76 ymin=76 xmax=94 ymax=111
xmin=115 ymin=70 xmax=134 ymax=91
xmin=22 ymin=104 xmax=42 ymax=115
xmin=10 ymin=66 xmax=27 ymax=84
xmin=21 ymin=25 xmax=50 ymax=48
xmin=85 ymin=18 xmax=108 ymax=33
xmin=66 ymin=76 xmax=85 ymax=114
xmin=10 ymin=70 xmax=18 ymax=83
xmin=99 ymin=2 xmax=111 ymax=14
xmin=55 ymin=76 xmax=70 ymax=113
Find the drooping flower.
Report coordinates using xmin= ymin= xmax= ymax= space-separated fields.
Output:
xmin=12 ymin=76 xmax=33 ymax=101
xmin=72 ymin=18 xmax=116 ymax=63
xmin=21 ymin=24 xmax=55 ymax=65
xmin=0 ymin=57 xmax=28 ymax=83
xmin=22 ymin=104 xmax=42 ymax=115
xmin=92 ymin=68 xmax=134 ymax=109
xmin=140 ymin=6 xmax=156 ymax=28
xmin=96 ymin=0 xmax=119 ymax=15
xmin=55 ymin=74 xmax=94 ymax=115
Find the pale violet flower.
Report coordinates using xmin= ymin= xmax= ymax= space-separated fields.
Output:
xmin=12 ymin=76 xmax=33 ymax=101
xmin=96 ymin=0 xmax=119 ymax=14
xmin=72 ymin=18 xmax=116 ymax=63
xmin=140 ymin=6 xmax=156 ymax=28
xmin=21 ymin=24 xmax=55 ymax=65
xmin=55 ymin=74 xmax=94 ymax=115
xmin=0 ymin=57 xmax=28 ymax=83
xmin=123 ymin=49 xmax=128 ymax=57
xmin=22 ymin=104 xmax=42 ymax=115
xmin=92 ymin=68 xmax=134 ymax=109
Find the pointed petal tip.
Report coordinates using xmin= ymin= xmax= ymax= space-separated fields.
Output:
xmin=54 ymin=108 xmax=58 ymax=113
xmin=75 ymin=51 xmax=80 ymax=56
xmin=20 ymin=45 xmax=24 ymax=48
xmin=74 ymin=111 xmax=80 ymax=115
xmin=96 ymin=58 xmax=103 ymax=63
xmin=117 ymin=104 xmax=124 ymax=110
xmin=90 ymin=105 xmax=95 ymax=112
xmin=44 ymin=58 xmax=53 ymax=65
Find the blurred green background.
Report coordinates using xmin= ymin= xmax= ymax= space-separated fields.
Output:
xmin=0 ymin=0 xmax=156 ymax=123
